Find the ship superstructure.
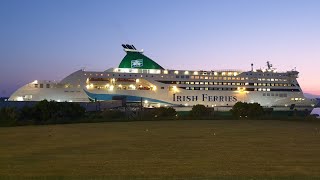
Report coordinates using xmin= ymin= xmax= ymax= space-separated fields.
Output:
xmin=9 ymin=44 xmax=318 ymax=111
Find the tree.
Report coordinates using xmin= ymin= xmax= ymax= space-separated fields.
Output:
xmin=247 ymin=103 xmax=264 ymax=118
xmin=154 ymin=107 xmax=177 ymax=118
xmin=22 ymin=100 xmax=85 ymax=124
xmin=231 ymin=102 xmax=264 ymax=119
xmin=190 ymin=104 xmax=210 ymax=118
xmin=0 ymin=107 xmax=19 ymax=126
xmin=230 ymin=102 xmax=249 ymax=118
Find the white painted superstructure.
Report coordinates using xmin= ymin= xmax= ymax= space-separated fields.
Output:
xmin=9 ymin=44 xmax=318 ymax=111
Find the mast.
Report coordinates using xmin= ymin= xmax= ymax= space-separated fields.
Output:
xmin=266 ymin=61 xmax=272 ymax=70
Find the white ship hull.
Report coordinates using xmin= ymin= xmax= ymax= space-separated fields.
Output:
xmin=85 ymin=87 xmax=314 ymax=110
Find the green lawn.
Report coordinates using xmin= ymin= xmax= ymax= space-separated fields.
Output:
xmin=1 ymin=120 xmax=320 ymax=179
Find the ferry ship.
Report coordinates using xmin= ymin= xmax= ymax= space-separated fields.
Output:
xmin=9 ymin=44 xmax=318 ymax=111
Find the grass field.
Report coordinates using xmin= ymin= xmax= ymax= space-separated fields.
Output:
xmin=1 ymin=120 xmax=320 ymax=179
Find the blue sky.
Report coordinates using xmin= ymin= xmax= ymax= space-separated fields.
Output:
xmin=1 ymin=0 xmax=320 ymax=96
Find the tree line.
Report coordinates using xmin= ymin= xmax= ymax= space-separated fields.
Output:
xmin=0 ymin=100 xmax=85 ymax=126
xmin=0 ymin=100 xmax=314 ymax=127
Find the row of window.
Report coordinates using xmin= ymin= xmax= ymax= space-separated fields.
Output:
xmin=84 ymin=73 xmax=291 ymax=82
xmin=189 ymin=76 xmax=245 ymax=80
xmin=252 ymin=83 xmax=294 ymax=87
xmin=89 ymin=85 xmax=152 ymax=91
xmin=246 ymin=72 xmax=288 ymax=77
xmin=164 ymin=69 xmax=288 ymax=77
xmin=158 ymin=81 xmax=295 ymax=87
xmin=263 ymin=93 xmax=288 ymax=97
xmin=180 ymin=86 xmax=300 ymax=92
xmin=291 ymin=97 xmax=305 ymax=101
xmin=256 ymin=88 xmax=300 ymax=92
xmin=115 ymin=68 xmax=291 ymax=78
xmin=34 ymin=84 xmax=50 ymax=88
xmin=64 ymin=90 xmax=81 ymax=93
xmin=189 ymin=76 xmax=288 ymax=82
xmin=34 ymin=84 xmax=80 ymax=89
xmin=256 ymin=78 xmax=287 ymax=82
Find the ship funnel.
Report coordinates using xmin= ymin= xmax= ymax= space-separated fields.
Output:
xmin=118 ymin=44 xmax=164 ymax=70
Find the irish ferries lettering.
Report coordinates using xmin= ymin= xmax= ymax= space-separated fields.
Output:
xmin=173 ymin=94 xmax=237 ymax=102
xmin=173 ymin=94 xmax=198 ymax=102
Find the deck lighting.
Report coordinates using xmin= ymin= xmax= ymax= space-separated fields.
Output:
xmin=171 ymin=85 xmax=179 ymax=93
xmin=236 ymin=87 xmax=247 ymax=93
xmin=152 ymin=86 xmax=157 ymax=91
xmin=129 ymin=84 xmax=136 ymax=90
xmin=16 ymin=96 xmax=23 ymax=101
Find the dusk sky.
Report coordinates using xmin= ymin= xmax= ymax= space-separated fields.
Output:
xmin=1 ymin=0 xmax=320 ymax=97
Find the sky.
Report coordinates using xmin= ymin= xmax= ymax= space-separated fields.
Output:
xmin=0 ymin=0 xmax=320 ymax=97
